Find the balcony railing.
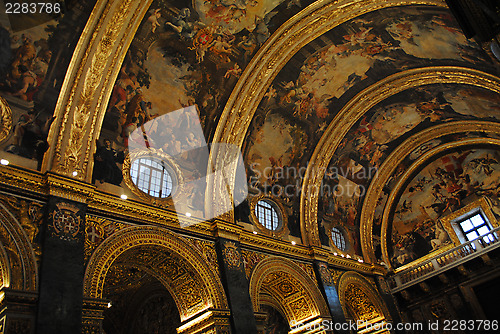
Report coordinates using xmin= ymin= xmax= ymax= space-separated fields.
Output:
xmin=388 ymin=227 xmax=500 ymax=292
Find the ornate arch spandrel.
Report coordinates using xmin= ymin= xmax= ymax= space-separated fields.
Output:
xmin=205 ymin=0 xmax=446 ymax=221
xmin=248 ymin=257 xmax=330 ymax=325
xmin=0 ymin=201 xmax=38 ymax=291
xmin=377 ymin=138 xmax=500 ymax=270
xmin=83 ymin=225 xmax=228 ymax=321
xmin=361 ymin=121 xmax=500 ymax=264
xmin=301 ymin=67 xmax=500 ymax=248
xmin=337 ymin=271 xmax=391 ymax=324
xmin=42 ymin=0 xmax=154 ymax=181
xmin=0 ymin=97 xmax=13 ymax=144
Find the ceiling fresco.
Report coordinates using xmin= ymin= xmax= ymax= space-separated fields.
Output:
xmin=0 ymin=1 xmax=95 ymax=168
xmin=242 ymin=6 xmax=497 ymax=237
xmin=317 ymin=84 xmax=500 ymax=255
xmin=389 ymin=148 xmax=500 ymax=268
xmin=97 ymin=0 xmax=311 ymax=157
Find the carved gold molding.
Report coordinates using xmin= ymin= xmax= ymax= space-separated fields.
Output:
xmin=302 ymin=67 xmax=500 ymax=250
xmin=0 ymin=97 xmax=13 ymax=144
xmin=207 ymin=0 xmax=446 ymax=221
xmin=0 ymin=200 xmax=38 ymax=291
xmin=379 ymin=138 xmax=500 ymax=269
xmin=43 ymin=0 xmax=154 ymax=181
xmin=248 ymin=257 xmax=331 ymax=323
xmin=83 ymin=225 xmax=228 ymax=320
xmin=338 ymin=271 xmax=391 ymax=322
xmin=361 ymin=121 xmax=500 ymax=263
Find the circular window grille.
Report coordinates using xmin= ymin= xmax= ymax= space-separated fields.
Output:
xmin=331 ymin=227 xmax=347 ymax=251
xmin=130 ymin=157 xmax=173 ymax=198
xmin=255 ymin=200 xmax=281 ymax=231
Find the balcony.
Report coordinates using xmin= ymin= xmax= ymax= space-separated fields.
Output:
xmin=388 ymin=227 xmax=500 ymax=293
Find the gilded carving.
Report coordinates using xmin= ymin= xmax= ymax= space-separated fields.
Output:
xmin=83 ymin=226 xmax=228 ymax=321
xmin=0 ymin=97 xmax=13 ymax=144
xmin=249 ymin=257 xmax=330 ymax=323
xmin=242 ymin=250 xmax=268 ymax=279
xmin=0 ymin=195 xmax=38 ymax=291
xmin=338 ymin=272 xmax=391 ymax=323
xmin=50 ymin=202 xmax=82 ymax=241
xmin=222 ymin=242 xmax=242 ymax=270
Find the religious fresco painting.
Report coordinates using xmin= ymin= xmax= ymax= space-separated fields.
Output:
xmin=390 ymin=148 xmax=500 ymax=268
xmin=316 ymin=84 xmax=500 ymax=255
xmin=0 ymin=3 xmax=91 ymax=169
xmin=243 ymin=6 xmax=494 ymax=205
xmin=96 ymin=0 xmax=310 ymax=186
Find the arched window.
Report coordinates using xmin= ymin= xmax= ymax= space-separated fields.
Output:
xmin=331 ymin=227 xmax=347 ymax=251
xmin=255 ymin=200 xmax=281 ymax=231
xmin=130 ymin=157 xmax=173 ymax=198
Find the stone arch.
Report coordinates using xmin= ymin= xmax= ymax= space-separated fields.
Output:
xmin=249 ymin=257 xmax=330 ymax=326
xmin=0 ymin=202 xmax=38 ymax=291
xmin=338 ymin=272 xmax=391 ymax=326
xmin=83 ymin=225 xmax=228 ymax=322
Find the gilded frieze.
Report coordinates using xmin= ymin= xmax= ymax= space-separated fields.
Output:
xmin=0 ymin=97 xmax=12 ymax=144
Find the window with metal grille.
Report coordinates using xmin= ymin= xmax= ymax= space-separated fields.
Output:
xmin=130 ymin=157 xmax=173 ymax=198
xmin=255 ymin=200 xmax=280 ymax=231
xmin=331 ymin=227 xmax=347 ymax=251
xmin=458 ymin=212 xmax=493 ymax=243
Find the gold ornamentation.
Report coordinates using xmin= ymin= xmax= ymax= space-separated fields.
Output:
xmin=379 ymin=137 xmax=500 ymax=269
xmin=338 ymin=272 xmax=392 ymax=322
xmin=318 ymin=263 xmax=333 ymax=286
xmin=51 ymin=202 xmax=81 ymax=241
xmin=242 ymin=250 xmax=268 ymax=279
xmin=249 ymin=257 xmax=330 ymax=323
xmin=207 ymin=0 xmax=446 ymax=240
xmin=304 ymin=68 xmax=500 ymax=249
xmin=187 ymin=237 xmax=220 ymax=277
xmin=83 ymin=225 xmax=228 ymax=321
xmin=248 ymin=194 xmax=289 ymax=238
xmin=329 ymin=269 xmax=344 ymax=287
xmin=362 ymin=120 xmax=500 ymax=263
xmin=44 ymin=0 xmax=152 ymax=179
xmin=84 ymin=216 xmax=129 ymax=263
xmin=0 ymin=97 xmax=13 ymax=143
xmin=0 ymin=196 xmax=38 ymax=291
xmin=222 ymin=242 xmax=242 ymax=269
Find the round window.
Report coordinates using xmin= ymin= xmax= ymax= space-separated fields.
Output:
xmin=331 ymin=227 xmax=347 ymax=251
xmin=130 ymin=157 xmax=173 ymax=198
xmin=255 ymin=200 xmax=281 ymax=231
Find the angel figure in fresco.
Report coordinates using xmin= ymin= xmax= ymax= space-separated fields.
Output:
xmin=224 ymin=63 xmax=241 ymax=78
xmin=147 ymin=9 xmax=162 ymax=33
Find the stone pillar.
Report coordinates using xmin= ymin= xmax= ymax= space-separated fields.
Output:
xmin=212 ymin=219 xmax=258 ymax=334
xmin=36 ymin=194 xmax=87 ymax=333
xmin=0 ymin=288 xmax=37 ymax=334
